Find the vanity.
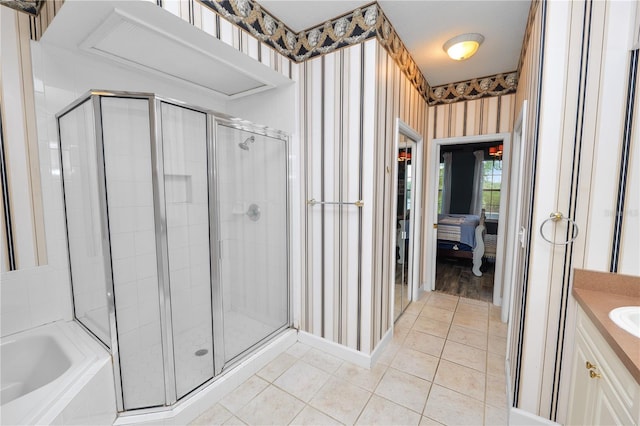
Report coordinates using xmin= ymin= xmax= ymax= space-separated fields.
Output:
xmin=567 ymin=269 xmax=640 ymax=425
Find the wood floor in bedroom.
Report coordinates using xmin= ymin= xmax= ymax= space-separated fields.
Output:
xmin=435 ymin=257 xmax=494 ymax=302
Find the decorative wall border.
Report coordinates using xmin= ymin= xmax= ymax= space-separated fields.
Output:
xmin=10 ymin=0 xmax=520 ymax=105
xmin=200 ymin=0 xmax=430 ymax=101
xmin=0 ymin=0 xmax=43 ymax=16
xmin=428 ymin=72 xmax=518 ymax=106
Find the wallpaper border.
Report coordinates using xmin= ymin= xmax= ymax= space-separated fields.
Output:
xmin=0 ymin=0 xmax=44 ymax=16
xmin=428 ymin=72 xmax=518 ymax=106
xmin=200 ymin=0 xmax=430 ymax=101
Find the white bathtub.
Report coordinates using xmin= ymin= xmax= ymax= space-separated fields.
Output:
xmin=0 ymin=321 xmax=116 ymax=425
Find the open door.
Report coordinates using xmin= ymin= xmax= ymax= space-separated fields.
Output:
xmin=392 ymin=120 xmax=423 ymax=322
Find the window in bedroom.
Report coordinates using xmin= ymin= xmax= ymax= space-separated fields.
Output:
xmin=482 ymin=158 xmax=502 ymax=220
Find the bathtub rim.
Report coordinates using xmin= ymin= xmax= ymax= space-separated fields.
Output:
xmin=0 ymin=320 xmax=111 ymax=425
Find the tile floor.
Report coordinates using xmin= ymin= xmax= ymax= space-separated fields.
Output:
xmin=191 ymin=292 xmax=508 ymax=425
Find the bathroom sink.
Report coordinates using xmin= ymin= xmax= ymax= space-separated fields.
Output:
xmin=609 ymin=306 xmax=640 ymax=338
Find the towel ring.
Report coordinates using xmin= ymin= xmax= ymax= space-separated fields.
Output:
xmin=540 ymin=212 xmax=579 ymax=245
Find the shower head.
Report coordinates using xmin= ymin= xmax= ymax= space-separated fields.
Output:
xmin=238 ymin=136 xmax=255 ymax=151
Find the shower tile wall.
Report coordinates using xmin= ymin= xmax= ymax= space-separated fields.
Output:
xmin=100 ymin=97 xmax=165 ymax=410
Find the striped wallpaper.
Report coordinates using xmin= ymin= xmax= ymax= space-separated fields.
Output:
xmin=301 ymin=39 xmax=428 ymax=354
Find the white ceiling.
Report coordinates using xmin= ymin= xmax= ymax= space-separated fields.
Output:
xmin=258 ymin=0 xmax=531 ymax=86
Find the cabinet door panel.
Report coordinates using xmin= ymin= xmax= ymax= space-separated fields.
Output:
xmin=567 ymin=333 xmax=597 ymax=425
xmin=593 ymin=374 xmax=634 ymax=426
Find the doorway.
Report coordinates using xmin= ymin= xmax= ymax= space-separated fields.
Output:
xmin=392 ymin=120 xmax=423 ymax=322
xmin=426 ymin=133 xmax=512 ymax=308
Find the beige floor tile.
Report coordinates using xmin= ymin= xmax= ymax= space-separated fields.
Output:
xmin=377 ymin=340 xmax=402 ymax=366
xmin=415 ymin=292 xmax=431 ymax=305
xmin=256 ymin=352 xmax=298 ymax=382
xmin=459 ymin=297 xmax=489 ymax=307
xmin=433 ymin=359 xmax=485 ymax=401
xmin=302 ymin=348 xmax=343 ymax=373
xmin=222 ymin=416 xmax=246 ymax=425
xmin=396 ymin=313 xmax=419 ymax=329
xmin=286 ymin=342 xmax=312 ymax=358
xmin=335 ymin=361 xmax=387 ymax=391
xmin=391 ymin=347 xmax=439 ymax=381
xmin=488 ymin=334 xmax=507 ymax=355
xmin=403 ymin=329 xmax=445 ymax=357
xmin=274 ymin=360 xmax=330 ymax=402
xmin=485 ymin=403 xmax=509 ymax=425
xmin=190 ymin=403 xmax=233 ymax=425
xmin=455 ymin=302 xmax=489 ymax=318
xmin=419 ymin=306 xmax=454 ymax=324
xmin=236 ymin=385 xmax=304 ymax=426
xmin=423 ymin=385 xmax=484 ymax=426
xmin=487 ymin=351 xmax=506 ymax=378
xmin=452 ymin=310 xmax=488 ymax=333
xmin=309 ymin=377 xmax=371 ymax=425
xmin=405 ymin=302 xmax=425 ymax=316
xmin=420 ymin=416 xmax=444 ymax=425
xmin=356 ymin=395 xmax=421 ymax=425
xmin=374 ymin=367 xmax=431 ymax=413
xmin=412 ymin=317 xmax=451 ymax=338
xmin=426 ymin=293 xmax=459 ymax=311
xmin=447 ymin=325 xmax=488 ymax=350
xmin=220 ymin=376 xmax=270 ymax=414
xmin=394 ymin=325 xmax=411 ymax=342
xmin=290 ymin=406 xmax=342 ymax=425
xmin=489 ymin=319 xmax=508 ymax=337
xmin=441 ymin=340 xmax=487 ymax=372
xmin=486 ymin=373 xmax=508 ymax=408
xmin=489 ymin=305 xmax=502 ymax=321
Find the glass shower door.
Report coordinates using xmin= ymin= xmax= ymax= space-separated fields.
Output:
xmin=160 ymin=102 xmax=213 ymax=399
xmin=214 ymin=124 xmax=288 ymax=365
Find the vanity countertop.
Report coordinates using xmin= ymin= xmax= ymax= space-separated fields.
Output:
xmin=572 ymin=269 xmax=640 ymax=384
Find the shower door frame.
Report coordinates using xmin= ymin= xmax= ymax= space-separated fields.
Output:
xmin=208 ymin=115 xmax=292 ymax=375
xmin=57 ymin=90 xmax=292 ymax=415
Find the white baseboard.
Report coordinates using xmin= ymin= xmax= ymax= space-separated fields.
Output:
xmin=510 ymin=408 xmax=560 ymax=426
xmin=370 ymin=327 xmax=393 ymax=367
xmin=297 ymin=328 xmax=393 ymax=369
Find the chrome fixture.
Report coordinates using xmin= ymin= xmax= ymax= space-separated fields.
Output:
xmin=238 ymin=135 xmax=255 ymax=151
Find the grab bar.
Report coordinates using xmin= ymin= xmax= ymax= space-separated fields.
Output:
xmin=307 ymin=198 xmax=364 ymax=207
xmin=540 ymin=212 xmax=579 ymax=245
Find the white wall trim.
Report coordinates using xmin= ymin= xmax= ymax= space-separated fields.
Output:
xmin=369 ymin=326 xmax=393 ymax=367
xmin=297 ymin=329 xmax=391 ymax=369
xmin=427 ymin=132 xmax=512 ymax=308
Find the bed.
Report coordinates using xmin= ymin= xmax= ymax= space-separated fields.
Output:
xmin=437 ymin=211 xmax=487 ymax=276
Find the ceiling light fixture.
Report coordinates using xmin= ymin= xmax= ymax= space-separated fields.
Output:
xmin=443 ymin=33 xmax=485 ymax=61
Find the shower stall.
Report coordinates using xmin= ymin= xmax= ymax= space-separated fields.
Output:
xmin=56 ymin=91 xmax=290 ymax=412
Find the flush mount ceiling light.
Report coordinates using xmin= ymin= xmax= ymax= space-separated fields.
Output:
xmin=443 ymin=33 xmax=485 ymax=61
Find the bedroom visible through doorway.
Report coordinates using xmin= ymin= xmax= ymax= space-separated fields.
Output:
xmin=426 ymin=133 xmax=511 ymax=307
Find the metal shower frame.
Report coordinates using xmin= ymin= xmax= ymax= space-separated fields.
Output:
xmin=56 ymin=90 xmax=292 ymax=414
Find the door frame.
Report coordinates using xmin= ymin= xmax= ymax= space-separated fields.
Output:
xmin=390 ymin=119 xmax=424 ymax=321
xmin=425 ymin=132 xmax=511 ymax=307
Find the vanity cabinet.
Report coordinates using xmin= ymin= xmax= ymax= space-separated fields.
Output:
xmin=566 ymin=306 xmax=639 ymax=425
